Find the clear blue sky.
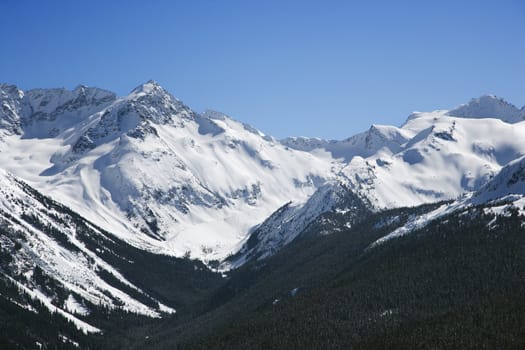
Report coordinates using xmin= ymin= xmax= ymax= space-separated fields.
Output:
xmin=1 ymin=0 xmax=524 ymax=139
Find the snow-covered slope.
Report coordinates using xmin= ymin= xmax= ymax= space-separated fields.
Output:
xmin=0 ymin=83 xmax=116 ymax=139
xmin=0 ymin=169 xmax=175 ymax=334
xmin=227 ymin=181 xmax=370 ymax=267
xmin=471 ymin=155 xmax=525 ymax=206
xmin=250 ymin=97 xmax=525 ymax=260
xmin=2 ymin=81 xmax=524 ymax=266
xmin=370 ymin=154 xmax=525 ymax=248
xmin=447 ymin=95 xmax=524 ymax=123
xmin=284 ymin=104 xmax=525 ymax=211
xmin=342 ymin=112 xmax=525 ymax=208
xmin=0 ymin=81 xmax=336 ymax=262
xmin=281 ymin=124 xmax=411 ymax=162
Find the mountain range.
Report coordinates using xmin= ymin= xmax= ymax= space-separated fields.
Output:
xmin=1 ymin=82 xmax=525 ymax=348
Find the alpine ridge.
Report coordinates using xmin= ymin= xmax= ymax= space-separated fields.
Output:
xmin=1 ymin=82 xmax=525 ymax=348
xmin=1 ymin=82 xmax=525 ymax=265
xmin=0 ymin=81 xmax=335 ymax=262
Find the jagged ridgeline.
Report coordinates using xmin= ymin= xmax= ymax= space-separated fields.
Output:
xmin=0 ymin=82 xmax=335 ymax=262
xmin=1 ymin=83 xmax=525 ymax=266
xmin=1 ymin=82 xmax=525 ymax=348
xmin=0 ymin=172 xmax=223 ymax=348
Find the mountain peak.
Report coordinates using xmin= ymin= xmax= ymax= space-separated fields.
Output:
xmin=74 ymin=84 xmax=88 ymax=91
xmin=447 ymin=95 xmax=523 ymax=123
xmin=130 ymin=80 xmax=166 ymax=96
xmin=0 ymin=83 xmax=24 ymax=99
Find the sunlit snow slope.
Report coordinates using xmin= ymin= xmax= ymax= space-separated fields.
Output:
xmin=0 ymin=169 xmax=175 ymax=334
xmin=1 ymin=82 xmax=524 ymax=264
xmin=0 ymin=82 xmax=336 ymax=261
xmin=242 ymin=95 xmax=525 ymax=261
xmin=283 ymin=96 xmax=525 ymax=210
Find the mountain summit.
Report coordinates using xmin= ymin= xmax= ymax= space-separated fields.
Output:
xmin=447 ymin=94 xmax=524 ymax=123
xmin=2 ymin=84 xmax=525 ymax=347
xmin=0 ymin=82 xmax=335 ymax=261
xmin=1 ymin=83 xmax=524 ymax=265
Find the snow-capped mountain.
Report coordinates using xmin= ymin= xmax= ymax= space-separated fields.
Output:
xmin=3 ymin=80 xmax=525 ymax=348
xmin=0 ymin=169 xmax=175 ymax=334
xmin=244 ymin=97 xmax=525 ymax=260
xmin=227 ymin=181 xmax=371 ymax=267
xmin=0 ymin=81 xmax=336 ymax=262
xmin=446 ymin=94 xmax=525 ymax=123
xmin=1 ymin=81 xmax=525 ymax=266
xmin=281 ymin=124 xmax=411 ymax=162
xmin=369 ymin=153 xmax=525 ymax=249
xmin=339 ymin=111 xmax=525 ymax=208
xmin=0 ymin=83 xmax=116 ymax=139
xmin=282 ymin=101 xmax=525 ymax=210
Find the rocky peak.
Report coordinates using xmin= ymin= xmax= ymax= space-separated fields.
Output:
xmin=0 ymin=83 xmax=24 ymax=100
xmin=447 ymin=95 xmax=523 ymax=123
xmin=126 ymin=80 xmax=196 ymax=125
xmin=129 ymin=79 xmax=163 ymax=95
xmin=0 ymin=84 xmax=24 ymax=135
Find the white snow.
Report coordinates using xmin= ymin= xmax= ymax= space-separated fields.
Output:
xmin=226 ymin=181 xmax=350 ymax=267
xmin=0 ymin=168 xmax=175 ymax=321
xmin=370 ymin=154 xmax=525 ymax=248
xmin=64 ymin=294 xmax=90 ymax=316
xmin=2 ymin=82 xmax=525 ymax=266
xmin=3 ymin=82 xmax=525 ymax=335
xmin=0 ymin=82 xmax=336 ymax=262
xmin=333 ymin=113 xmax=525 ymax=209
xmin=2 ymin=273 xmax=100 ymax=334
xmin=447 ymin=95 xmax=523 ymax=123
